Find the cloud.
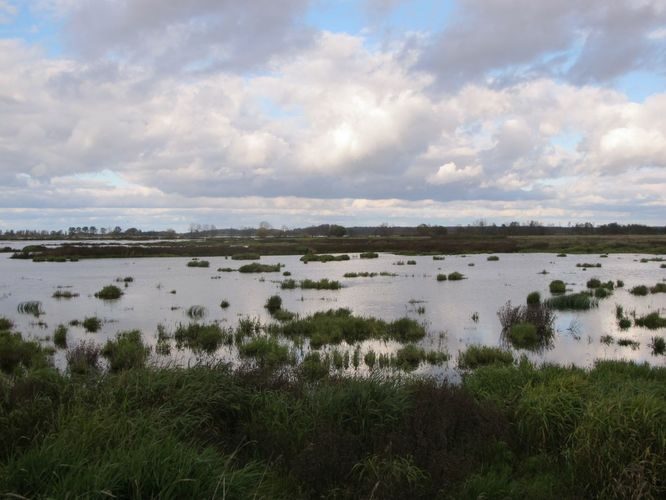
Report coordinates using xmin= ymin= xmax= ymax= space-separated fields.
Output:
xmin=427 ymin=162 xmax=482 ymax=184
xmin=419 ymin=0 xmax=666 ymax=90
xmin=56 ymin=0 xmax=313 ymax=72
xmin=0 ymin=1 xmax=16 ymax=24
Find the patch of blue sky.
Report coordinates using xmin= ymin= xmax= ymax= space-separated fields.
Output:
xmin=258 ymin=97 xmax=301 ymax=120
xmin=0 ymin=1 xmax=62 ymax=56
xmin=615 ymin=70 xmax=665 ymax=102
xmin=306 ymin=0 xmax=365 ymax=34
xmin=550 ymin=131 xmax=582 ymax=151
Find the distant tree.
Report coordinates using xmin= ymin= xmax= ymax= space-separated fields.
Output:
xmin=328 ymin=224 xmax=347 ymax=237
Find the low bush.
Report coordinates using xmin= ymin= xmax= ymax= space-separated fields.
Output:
xmin=101 ymin=330 xmax=150 ymax=372
xmin=94 ymin=285 xmax=123 ymax=300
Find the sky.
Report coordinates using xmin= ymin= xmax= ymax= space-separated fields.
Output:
xmin=0 ymin=0 xmax=665 ymax=231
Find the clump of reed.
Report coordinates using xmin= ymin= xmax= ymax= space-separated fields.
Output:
xmin=650 ymin=283 xmax=666 ymax=294
xmin=630 ymin=285 xmax=649 ymax=296
xmin=526 ymin=291 xmax=541 ymax=306
xmin=406 ymin=260 xmax=417 ymax=265
xmin=82 ymin=316 xmax=102 ymax=333
xmin=600 ymin=335 xmax=614 ymax=345
xmin=436 ymin=274 xmax=447 ymax=281
xmin=220 ymin=300 xmax=230 ymax=309
xmin=300 ymin=253 xmax=350 ymax=263
xmin=576 ymin=263 xmax=601 ymax=268
xmin=545 ymin=292 xmax=598 ymax=311
xmin=549 ymin=280 xmax=566 ymax=294
xmin=174 ymin=323 xmax=229 ymax=352
xmin=498 ymin=301 xmax=555 ymax=351
xmin=102 ymin=330 xmax=150 ymax=372
xmin=344 ymin=272 xmax=378 ymax=278
xmin=94 ymin=285 xmax=123 ymax=300
xmin=0 ymin=330 xmax=49 ymax=374
xmin=17 ymin=301 xmax=43 ymax=317
xmin=300 ymin=279 xmax=341 ymax=290
xmin=447 ymin=272 xmax=465 ymax=280
xmin=186 ymin=305 xmax=207 ymax=319
xmin=432 ymin=255 xmax=445 ymax=260
xmin=238 ymin=263 xmax=281 ymax=273
xmin=52 ymin=290 xmax=79 ymax=299
xmin=239 ymin=337 xmax=294 ymax=368
xmin=217 ymin=267 xmax=235 ymax=272
xmin=634 ymin=312 xmax=666 ymax=330
xmin=231 ymin=253 xmax=261 ymax=260
xmin=487 ymin=255 xmax=500 ymax=261
xmin=359 ymin=252 xmax=379 ymax=259
xmin=275 ymin=309 xmax=426 ymax=348
xmin=66 ymin=341 xmax=100 ymax=375
xmin=649 ymin=336 xmax=665 ymax=355
xmin=265 ymin=295 xmax=283 ymax=315
xmin=281 ymin=279 xmax=297 ymax=289
xmin=53 ymin=325 xmax=67 ymax=348
xmin=115 ymin=276 xmax=134 ymax=283
xmin=616 ymin=338 xmax=640 ymax=349
xmin=458 ymin=345 xmax=514 ymax=369
xmin=186 ymin=258 xmax=210 ymax=268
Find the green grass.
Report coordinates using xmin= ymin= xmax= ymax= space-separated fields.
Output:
xmin=448 ymin=272 xmax=465 ymax=280
xmin=231 ymin=253 xmax=261 ymax=260
xmin=630 ymin=285 xmax=649 ymax=296
xmin=619 ymin=317 xmax=632 ymax=329
xmin=407 ymin=260 xmax=417 ymax=265
xmin=549 ymin=280 xmax=566 ymax=294
xmin=634 ymin=312 xmax=666 ymax=330
xmin=275 ymin=309 xmax=426 ymax=348
xmin=300 ymin=253 xmax=350 ymax=263
xmin=238 ymin=337 xmax=293 ymax=368
xmin=508 ymin=323 xmax=539 ymax=349
xmin=186 ymin=259 xmax=210 ymax=268
xmin=458 ymin=345 xmax=514 ymax=369
xmin=66 ymin=340 xmax=100 ymax=375
xmin=52 ymin=290 xmax=79 ymax=299
xmin=600 ymin=335 xmax=614 ymax=345
xmin=359 ymin=252 xmax=379 ymax=259
xmin=238 ymin=263 xmax=281 ymax=273
xmin=616 ymin=338 xmax=640 ymax=349
xmin=545 ymin=293 xmax=597 ymax=310
xmin=344 ymin=272 xmax=379 ymax=278
xmin=281 ymin=279 xmax=297 ymax=289
xmin=593 ymin=287 xmax=611 ymax=299
xmin=82 ymin=316 xmax=102 ymax=333
xmin=498 ymin=302 xmax=555 ymax=351
xmin=487 ymin=255 xmax=500 ymax=261
xmin=0 ymin=316 xmax=13 ymax=331
xmin=174 ymin=323 xmax=228 ymax=352
xmin=0 ymin=330 xmax=49 ymax=374
xmin=650 ymin=283 xmax=666 ymax=294
xmin=53 ymin=325 xmax=67 ymax=349
xmin=265 ymin=295 xmax=282 ymax=314
xmin=101 ymin=330 xmax=150 ymax=372
xmin=94 ymin=285 xmax=123 ymax=300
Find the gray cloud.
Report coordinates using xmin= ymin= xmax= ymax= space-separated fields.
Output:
xmin=61 ymin=0 xmax=314 ymax=72
xmin=419 ymin=0 xmax=666 ymax=90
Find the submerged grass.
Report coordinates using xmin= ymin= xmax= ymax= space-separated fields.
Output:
xmin=545 ymin=292 xmax=597 ymax=311
xmin=17 ymin=301 xmax=43 ymax=317
xmin=634 ymin=312 xmax=666 ymax=330
xmin=458 ymin=345 xmax=514 ymax=369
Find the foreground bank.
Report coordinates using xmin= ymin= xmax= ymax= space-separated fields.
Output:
xmin=1 ymin=332 xmax=664 ymax=499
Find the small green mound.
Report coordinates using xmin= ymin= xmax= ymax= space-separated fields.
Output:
xmin=174 ymin=323 xmax=228 ymax=352
xmin=238 ymin=337 xmax=293 ymax=368
xmin=300 ymin=279 xmax=341 ymax=290
xmin=82 ymin=316 xmax=102 ymax=333
xmin=549 ymin=280 xmax=566 ymax=294
xmin=359 ymin=252 xmax=379 ymax=259
xmin=458 ymin=345 xmax=514 ymax=369
xmin=265 ymin=295 xmax=282 ymax=315
xmin=508 ymin=323 xmax=539 ymax=349
xmin=487 ymin=255 xmax=500 ymax=261
xmin=300 ymin=253 xmax=350 ymax=263
xmin=649 ymin=336 xmax=665 ymax=355
xmin=448 ymin=272 xmax=465 ymax=280
xmin=94 ymin=285 xmax=123 ymax=300
xmin=526 ymin=292 xmax=541 ymax=306
xmin=0 ymin=330 xmax=50 ymax=374
xmin=53 ymin=325 xmax=68 ymax=349
xmin=0 ymin=316 xmax=13 ymax=331
xmin=186 ymin=259 xmax=210 ymax=268
xmin=629 ymin=285 xmax=649 ymax=296
xmin=436 ymin=274 xmax=447 ymax=281
xmin=238 ymin=263 xmax=281 ymax=273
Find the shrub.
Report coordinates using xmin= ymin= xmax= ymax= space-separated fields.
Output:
xmin=649 ymin=336 xmax=665 ymax=355
xmin=508 ymin=323 xmax=539 ymax=349
xmin=458 ymin=345 xmax=514 ymax=369
xmin=265 ymin=295 xmax=283 ymax=315
xmin=448 ymin=272 xmax=465 ymax=280
xmin=0 ymin=316 xmax=13 ymax=331
xmin=487 ymin=255 xmax=500 ymax=261
xmin=359 ymin=252 xmax=379 ymax=259
xmin=436 ymin=274 xmax=447 ymax=281
xmin=549 ymin=280 xmax=566 ymax=294
xmin=630 ymin=285 xmax=649 ymax=296
xmin=94 ymin=285 xmax=123 ymax=300
xmin=619 ymin=317 xmax=632 ymax=329
xmin=102 ymin=330 xmax=150 ymax=372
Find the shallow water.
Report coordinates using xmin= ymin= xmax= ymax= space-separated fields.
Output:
xmin=1 ymin=246 xmax=665 ymax=372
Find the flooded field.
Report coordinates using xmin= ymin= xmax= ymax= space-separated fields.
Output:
xmin=1 ymin=244 xmax=665 ymax=373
